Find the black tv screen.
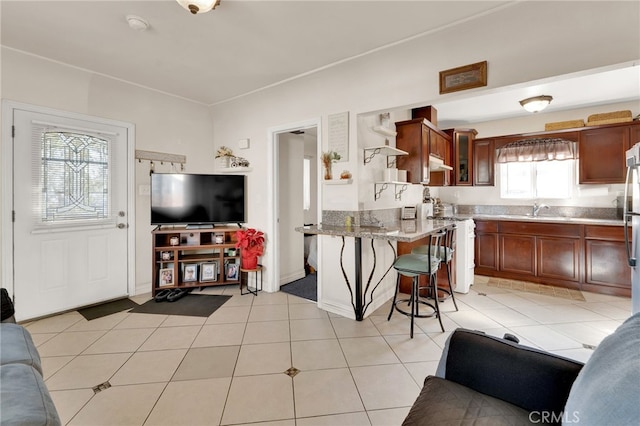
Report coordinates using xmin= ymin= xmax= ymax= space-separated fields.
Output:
xmin=151 ymin=173 xmax=245 ymax=226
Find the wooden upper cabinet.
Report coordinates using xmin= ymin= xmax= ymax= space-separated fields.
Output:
xmin=395 ymin=118 xmax=430 ymax=184
xmin=473 ymin=138 xmax=495 ymax=186
xmin=631 ymin=123 xmax=640 ymax=150
xmin=450 ymin=129 xmax=477 ymax=186
xmin=579 ymin=124 xmax=630 ymax=184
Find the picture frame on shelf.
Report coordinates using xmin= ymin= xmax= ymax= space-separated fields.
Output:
xmin=159 ymin=268 xmax=174 ymax=286
xmin=200 ymin=262 xmax=217 ymax=282
xmin=183 ymin=264 xmax=198 ymax=282
xmin=226 ymin=262 xmax=239 ymax=281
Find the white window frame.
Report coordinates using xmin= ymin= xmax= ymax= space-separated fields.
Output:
xmin=500 ymin=159 xmax=574 ymax=199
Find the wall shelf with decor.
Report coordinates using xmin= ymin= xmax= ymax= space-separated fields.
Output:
xmin=374 ymin=182 xmax=409 ymax=201
xmin=217 ymin=167 xmax=252 ymax=173
xmin=324 ymin=179 xmax=353 ymax=185
xmin=363 ymin=146 xmax=408 ymax=165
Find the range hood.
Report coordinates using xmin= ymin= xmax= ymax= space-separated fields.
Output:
xmin=429 ymin=155 xmax=453 ymax=171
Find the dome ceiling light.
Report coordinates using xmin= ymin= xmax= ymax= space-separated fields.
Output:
xmin=176 ymin=0 xmax=221 ymax=15
xmin=519 ymin=95 xmax=553 ymax=113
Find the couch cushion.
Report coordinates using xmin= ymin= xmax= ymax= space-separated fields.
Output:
xmin=564 ymin=312 xmax=640 ymax=425
xmin=0 ymin=363 xmax=61 ymax=426
xmin=402 ymin=376 xmax=532 ymax=426
xmin=0 ymin=324 xmax=42 ymax=374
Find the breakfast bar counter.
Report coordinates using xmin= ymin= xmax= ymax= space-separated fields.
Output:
xmin=296 ymin=219 xmax=456 ymax=320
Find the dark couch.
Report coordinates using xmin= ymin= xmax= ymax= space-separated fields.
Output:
xmin=403 ymin=312 xmax=640 ymax=425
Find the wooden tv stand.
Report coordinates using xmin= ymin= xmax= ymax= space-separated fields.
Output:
xmin=151 ymin=226 xmax=241 ymax=296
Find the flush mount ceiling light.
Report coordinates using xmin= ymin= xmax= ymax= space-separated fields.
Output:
xmin=519 ymin=95 xmax=553 ymax=113
xmin=176 ymin=0 xmax=221 ymax=15
xmin=126 ymin=15 xmax=149 ymax=31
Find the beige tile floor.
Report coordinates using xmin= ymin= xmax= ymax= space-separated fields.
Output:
xmin=24 ymin=276 xmax=632 ymax=425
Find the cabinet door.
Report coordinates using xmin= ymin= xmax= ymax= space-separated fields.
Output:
xmin=473 ymin=139 xmax=494 ymax=186
xmin=579 ymin=125 xmax=629 ymax=184
xmin=430 ymin=130 xmax=446 ymax=159
xmin=455 ymin=131 xmax=475 ymax=186
xmin=500 ymin=234 xmax=535 ymax=275
xmin=475 ymin=232 xmax=499 ymax=273
xmin=537 ymin=237 xmax=580 ymax=282
xmin=631 ymin=123 xmax=640 ymax=150
xmin=585 ymin=226 xmax=631 ymax=292
xmin=396 ymin=120 xmax=429 ymax=184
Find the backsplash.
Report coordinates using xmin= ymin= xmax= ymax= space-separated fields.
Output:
xmin=322 ymin=208 xmax=401 ymax=227
xmin=456 ymin=204 xmax=620 ymax=220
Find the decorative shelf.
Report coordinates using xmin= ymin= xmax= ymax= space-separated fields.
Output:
xmin=374 ymin=181 xmax=409 ymax=201
xmin=363 ymin=146 xmax=408 ymax=165
xmin=217 ymin=167 xmax=252 ymax=173
xmin=372 ymin=126 xmax=397 ymax=137
xmin=324 ymin=179 xmax=352 ymax=185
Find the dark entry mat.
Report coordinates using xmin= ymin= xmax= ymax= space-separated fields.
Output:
xmin=281 ymin=274 xmax=317 ymax=302
xmin=129 ymin=294 xmax=232 ymax=317
xmin=78 ymin=298 xmax=139 ymax=321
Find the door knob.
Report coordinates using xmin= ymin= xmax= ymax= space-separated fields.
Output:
xmin=117 ymin=223 xmax=127 ymax=229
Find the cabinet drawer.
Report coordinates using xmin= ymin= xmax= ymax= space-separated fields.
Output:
xmin=499 ymin=221 xmax=580 ymax=237
xmin=585 ymin=225 xmax=624 ymax=241
xmin=475 ymin=220 xmax=498 ymax=233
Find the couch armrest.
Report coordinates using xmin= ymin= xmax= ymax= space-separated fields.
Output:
xmin=439 ymin=329 xmax=583 ymax=414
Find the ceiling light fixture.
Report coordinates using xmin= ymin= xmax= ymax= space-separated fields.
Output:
xmin=176 ymin=0 xmax=221 ymax=15
xmin=519 ymin=95 xmax=553 ymax=113
xmin=126 ymin=15 xmax=149 ymax=31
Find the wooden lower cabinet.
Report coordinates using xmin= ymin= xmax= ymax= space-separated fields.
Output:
xmin=474 ymin=220 xmax=630 ymax=297
xmin=500 ymin=235 xmax=536 ymax=275
xmin=537 ymin=236 xmax=580 ymax=282
xmin=474 ymin=220 xmax=498 ymax=274
xmin=584 ymin=225 xmax=631 ymax=295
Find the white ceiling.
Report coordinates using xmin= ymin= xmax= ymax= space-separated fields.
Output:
xmin=2 ymin=1 xmax=639 ymax=126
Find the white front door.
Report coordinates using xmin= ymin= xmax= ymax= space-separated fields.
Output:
xmin=9 ymin=106 xmax=132 ymax=321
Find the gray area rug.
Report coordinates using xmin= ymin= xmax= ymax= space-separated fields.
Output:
xmin=281 ymin=273 xmax=317 ymax=302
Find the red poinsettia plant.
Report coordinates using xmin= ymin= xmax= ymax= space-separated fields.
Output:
xmin=235 ymin=228 xmax=265 ymax=257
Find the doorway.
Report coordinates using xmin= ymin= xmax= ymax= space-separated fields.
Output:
xmin=1 ymin=101 xmax=135 ymax=321
xmin=267 ymin=118 xmax=321 ymax=301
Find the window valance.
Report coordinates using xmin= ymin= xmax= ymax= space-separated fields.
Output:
xmin=496 ymin=138 xmax=576 ymax=163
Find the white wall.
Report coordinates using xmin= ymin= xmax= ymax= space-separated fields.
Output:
xmin=303 ymin=132 xmax=318 ymax=225
xmin=1 ymin=48 xmax=214 ymax=293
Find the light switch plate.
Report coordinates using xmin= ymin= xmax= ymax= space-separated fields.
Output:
xmin=238 ymin=138 xmax=250 ymax=149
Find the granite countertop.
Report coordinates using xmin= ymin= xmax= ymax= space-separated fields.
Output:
xmin=466 ymin=214 xmax=623 ymax=226
xmin=295 ymin=219 xmax=457 ymax=243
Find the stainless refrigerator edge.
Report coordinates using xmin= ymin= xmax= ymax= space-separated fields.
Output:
xmin=624 ymin=143 xmax=640 ymax=315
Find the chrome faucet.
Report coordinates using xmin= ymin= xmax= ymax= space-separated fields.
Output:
xmin=532 ymin=202 xmax=550 ymax=217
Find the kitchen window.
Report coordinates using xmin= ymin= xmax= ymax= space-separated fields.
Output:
xmin=500 ymin=160 xmax=574 ymax=199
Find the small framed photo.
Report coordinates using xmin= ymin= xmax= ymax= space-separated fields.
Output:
xmin=159 ymin=268 xmax=174 ymax=286
xmin=200 ymin=262 xmax=217 ymax=282
xmin=226 ymin=262 xmax=239 ymax=281
xmin=183 ymin=264 xmax=198 ymax=282
xmin=439 ymin=60 xmax=487 ymax=94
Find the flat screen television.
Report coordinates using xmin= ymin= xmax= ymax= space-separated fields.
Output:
xmin=151 ymin=173 xmax=245 ymax=226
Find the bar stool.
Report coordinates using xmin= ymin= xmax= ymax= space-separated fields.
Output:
xmin=388 ymin=230 xmax=445 ymax=337
xmin=412 ymin=225 xmax=459 ymax=312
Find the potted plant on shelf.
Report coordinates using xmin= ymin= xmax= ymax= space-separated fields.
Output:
xmin=235 ymin=228 xmax=265 ymax=270
xmin=322 ymin=150 xmax=341 ymax=180
xmin=215 ymin=146 xmax=234 ymax=169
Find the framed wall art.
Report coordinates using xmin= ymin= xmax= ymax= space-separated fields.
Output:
xmin=439 ymin=61 xmax=487 ymax=94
